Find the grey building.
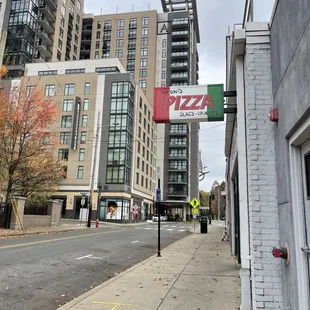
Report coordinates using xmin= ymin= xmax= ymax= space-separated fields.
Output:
xmin=155 ymin=0 xmax=200 ymax=220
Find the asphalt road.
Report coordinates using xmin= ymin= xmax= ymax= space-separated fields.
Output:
xmin=0 ymin=222 xmax=192 ymax=310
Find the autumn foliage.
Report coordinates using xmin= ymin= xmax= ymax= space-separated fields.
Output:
xmin=0 ymin=77 xmax=64 ymax=204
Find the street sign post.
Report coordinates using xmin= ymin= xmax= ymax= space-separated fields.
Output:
xmin=156 ymin=188 xmax=161 ymax=202
xmin=190 ymin=198 xmax=200 ymax=208
xmin=156 ymin=185 xmax=161 ymax=257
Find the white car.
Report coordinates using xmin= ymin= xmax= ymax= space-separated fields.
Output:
xmin=152 ymin=214 xmax=168 ymax=221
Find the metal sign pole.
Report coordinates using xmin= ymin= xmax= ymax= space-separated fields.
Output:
xmin=157 ymin=178 xmax=161 ymax=257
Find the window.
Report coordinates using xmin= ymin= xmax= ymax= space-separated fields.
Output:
xmin=117 ymin=19 xmax=124 ymax=27
xmin=138 ymin=127 xmax=141 ymax=138
xmin=60 ymin=17 xmax=65 ymax=27
xmin=142 ymin=160 xmax=145 ymax=172
xmin=161 ymin=81 xmax=166 ymax=87
xmin=61 ymin=116 xmax=72 ymax=128
xmin=142 ymin=27 xmax=148 ymax=36
xmin=26 ymin=85 xmax=35 ymax=96
xmin=60 ymin=132 xmax=71 ymax=144
xmin=162 ymin=49 xmax=166 ymax=58
xmin=96 ymin=31 xmax=100 ymax=39
xmin=139 ymin=69 xmax=147 ymax=77
xmin=77 ymin=0 xmax=81 ymax=9
xmin=45 ymin=84 xmax=55 ymax=96
xmin=147 ymin=123 xmax=150 ymax=134
xmin=142 ymin=17 xmax=149 ymax=25
xmin=84 ymin=82 xmax=90 ymax=95
xmin=74 ymin=45 xmax=77 ymax=54
xmin=127 ymin=50 xmax=135 ymax=59
xmin=139 ymin=80 xmax=147 ymax=88
xmin=139 ymin=112 xmax=142 ymax=123
xmin=128 ymin=29 xmax=136 ymax=38
xmin=144 ymin=104 xmax=147 ymax=115
xmin=146 ymin=177 xmax=148 ymax=189
xmin=79 ymin=148 xmax=85 ymax=161
xmin=143 ymin=118 xmax=146 ymax=129
xmin=64 ymin=83 xmax=75 ymax=95
xmin=141 ymin=175 xmax=144 ymax=187
xmin=61 ymin=5 xmax=65 ymax=15
xmin=162 ymin=39 xmax=167 ymax=47
xmin=142 ymin=146 xmax=145 ymax=157
xmin=140 ymin=48 xmax=148 ymax=56
xmin=147 ymin=137 xmax=150 ymax=147
xmin=147 ymin=150 xmax=149 ymax=161
xmin=80 ymin=132 xmax=86 ymax=144
xmin=75 ymin=34 xmax=79 ymax=45
xmin=77 ymin=166 xmax=84 ymax=179
xmin=102 ymin=51 xmax=110 ymax=58
xmin=137 ymin=157 xmax=140 ymax=169
xmin=58 ymin=148 xmax=69 ymax=161
xmin=161 ymin=71 xmax=166 ymax=79
xmin=95 ymin=41 xmax=100 ymax=49
xmin=141 ymin=37 xmax=148 ymax=46
xmin=138 ymin=142 xmax=141 ymax=153
xmin=106 ymin=166 xmax=128 ymax=184
xmin=139 ymin=98 xmax=142 ymax=109
xmin=140 ymin=58 xmax=147 ymax=67
xmin=63 ymin=99 xmax=73 ymax=111
xmin=115 ymin=49 xmax=123 ymax=57
xmin=116 ymin=29 xmax=124 ymax=37
xmin=136 ymin=172 xmax=139 ymax=185
xmin=148 ymin=111 xmax=151 ymax=121
xmin=81 ymin=115 xmax=88 ymax=127
xmin=116 ymin=39 xmax=123 ymax=48
xmin=83 ymin=99 xmax=89 ymax=111
xmin=95 ymin=51 xmax=99 ymax=59
xmin=97 ymin=21 xmax=101 ymax=29
xmin=59 ymin=28 xmax=64 ymax=38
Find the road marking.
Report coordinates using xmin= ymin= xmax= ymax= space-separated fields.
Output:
xmin=93 ymin=301 xmax=139 ymax=310
xmin=144 ymin=227 xmax=153 ymax=230
xmin=0 ymin=228 xmax=135 ymax=250
xmin=171 ymin=226 xmax=177 ymax=228
xmin=166 ymin=229 xmax=174 ymax=231
xmin=131 ymin=240 xmax=145 ymax=244
xmin=178 ymin=229 xmax=185 ymax=232
xmin=76 ymin=254 xmax=103 ymax=260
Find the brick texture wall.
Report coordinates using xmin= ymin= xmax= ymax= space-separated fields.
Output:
xmin=244 ymin=42 xmax=283 ymax=309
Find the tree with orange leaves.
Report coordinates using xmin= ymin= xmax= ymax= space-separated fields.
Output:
xmin=0 ymin=79 xmax=64 ymax=227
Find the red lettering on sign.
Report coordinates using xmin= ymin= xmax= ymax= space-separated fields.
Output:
xmin=164 ymin=94 xmax=214 ymax=111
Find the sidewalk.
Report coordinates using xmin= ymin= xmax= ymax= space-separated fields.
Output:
xmin=58 ymin=224 xmax=241 ymax=310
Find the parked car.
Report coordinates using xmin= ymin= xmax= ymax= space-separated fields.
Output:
xmin=152 ymin=214 xmax=168 ymax=221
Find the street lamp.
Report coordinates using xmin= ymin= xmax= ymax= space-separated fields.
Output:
xmin=97 ymin=180 xmax=102 ymax=220
xmin=87 ymin=116 xmax=119 ymax=228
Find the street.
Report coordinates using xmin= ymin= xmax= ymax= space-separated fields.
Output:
xmin=0 ymin=222 xmax=192 ymax=310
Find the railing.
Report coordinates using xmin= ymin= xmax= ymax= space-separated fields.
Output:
xmin=171 ymin=62 xmax=188 ymax=67
xmin=167 ymin=190 xmax=187 ymax=195
xmin=168 ymin=178 xmax=188 ymax=183
xmin=171 ymin=73 xmax=188 ymax=78
xmin=171 ymin=41 xmax=188 ymax=46
xmin=172 ymin=19 xmax=189 ymax=25
xmin=39 ymin=4 xmax=56 ymax=19
xmin=37 ymin=29 xmax=54 ymax=44
xmin=36 ymin=42 xmax=53 ymax=55
xmin=172 ymin=31 xmax=188 ymax=36
xmin=171 ymin=52 xmax=188 ymax=57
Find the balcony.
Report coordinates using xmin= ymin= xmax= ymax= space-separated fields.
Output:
xmin=169 ymin=141 xmax=187 ymax=148
xmin=104 ymin=25 xmax=112 ymax=31
xmin=42 ymin=0 xmax=57 ymax=11
xmin=171 ymin=62 xmax=188 ymax=71
xmin=128 ymin=33 xmax=137 ymax=39
xmin=168 ymin=177 xmax=188 ymax=184
xmin=172 ymin=30 xmax=189 ymax=38
xmin=33 ymin=55 xmax=46 ymax=63
xmin=39 ymin=4 xmax=56 ymax=21
xmin=80 ymin=47 xmax=91 ymax=55
xmin=129 ymin=22 xmax=137 ymax=29
xmin=167 ymin=189 xmax=188 ymax=197
xmin=172 ymin=19 xmax=189 ymax=27
xmin=126 ymin=65 xmax=135 ymax=70
xmin=38 ymin=16 xmax=55 ymax=34
xmin=36 ymin=42 xmax=52 ymax=58
xmin=168 ymin=165 xmax=188 ymax=172
xmin=128 ymin=44 xmax=136 ymax=49
xmin=171 ymin=51 xmax=188 ymax=59
xmin=36 ymin=29 xmax=54 ymax=46
xmin=127 ymin=53 xmax=136 ymax=60
xmin=169 ymin=128 xmax=188 ymax=135
xmin=82 ymin=26 xmax=92 ymax=34
xmin=171 ymin=41 xmax=188 ymax=48
xmin=171 ymin=72 xmax=188 ymax=80
xmin=81 ymin=36 xmax=91 ymax=43
xmin=168 ymin=153 xmax=188 ymax=160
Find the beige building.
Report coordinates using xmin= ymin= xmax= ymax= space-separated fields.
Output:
xmin=21 ymin=59 xmax=156 ymax=221
xmin=80 ymin=11 xmax=158 ymax=103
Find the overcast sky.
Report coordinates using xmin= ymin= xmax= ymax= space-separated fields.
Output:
xmin=84 ymin=0 xmax=275 ymax=191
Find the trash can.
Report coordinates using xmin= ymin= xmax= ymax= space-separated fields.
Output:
xmin=200 ymin=215 xmax=208 ymax=234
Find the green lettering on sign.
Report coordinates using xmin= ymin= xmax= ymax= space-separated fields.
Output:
xmin=207 ymin=84 xmax=224 ymax=122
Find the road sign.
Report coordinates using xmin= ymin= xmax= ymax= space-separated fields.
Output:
xmin=190 ymin=198 xmax=200 ymax=208
xmin=193 ymin=208 xmax=199 ymax=215
xmin=156 ymin=188 xmax=161 ymax=202
xmin=81 ymin=198 xmax=86 ymax=207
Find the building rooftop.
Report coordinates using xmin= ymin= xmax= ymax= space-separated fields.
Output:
xmin=161 ymin=0 xmax=200 ymax=43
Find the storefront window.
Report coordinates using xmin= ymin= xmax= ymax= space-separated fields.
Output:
xmin=99 ymin=198 xmax=130 ymax=221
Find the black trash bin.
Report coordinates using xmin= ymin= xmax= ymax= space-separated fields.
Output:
xmin=200 ymin=216 xmax=208 ymax=234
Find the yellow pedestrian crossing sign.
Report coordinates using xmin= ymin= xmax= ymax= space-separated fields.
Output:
xmin=190 ymin=198 xmax=200 ymax=208
xmin=192 ymin=208 xmax=199 ymax=215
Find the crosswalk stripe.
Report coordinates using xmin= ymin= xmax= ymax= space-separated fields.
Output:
xmin=178 ymin=229 xmax=185 ymax=232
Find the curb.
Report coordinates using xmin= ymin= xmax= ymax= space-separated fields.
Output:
xmin=57 ymin=232 xmax=198 ymax=310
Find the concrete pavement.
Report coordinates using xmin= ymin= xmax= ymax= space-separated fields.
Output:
xmin=58 ymin=224 xmax=240 ymax=310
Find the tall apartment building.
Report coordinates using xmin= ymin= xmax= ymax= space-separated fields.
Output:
xmin=155 ymin=0 xmax=200 ymax=220
xmin=21 ymin=59 xmax=156 ymax=221
xmin=0 ymin=0 xmax=11 ymax=66
xmin=79 ymin=10 xmax=158 ymax=103
xmin=3 ymin=0 xmax=83 ymax=78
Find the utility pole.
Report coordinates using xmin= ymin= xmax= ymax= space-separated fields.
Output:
xmin=217 ymin=186 xmax=221 ymax=220
xmin=156 ymin=167 xmax=161 ymax=257
xmin=87 ymin=112 xmax=100 ymax=228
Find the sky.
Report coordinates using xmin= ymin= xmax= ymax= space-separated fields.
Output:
xmin=84 ymin=0 xmax=276 ymax=191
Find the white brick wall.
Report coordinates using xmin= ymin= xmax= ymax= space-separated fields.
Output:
xmin=244 ymin=42 xmax=283 ymax=309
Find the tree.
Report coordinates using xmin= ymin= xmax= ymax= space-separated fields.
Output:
xmin=209 ymin=180 xmax=226 ymax=219
xmin=0 ymin=77 xmax=64 ymax=226
xmin=199 ymin=190 xmax=209 ymax=206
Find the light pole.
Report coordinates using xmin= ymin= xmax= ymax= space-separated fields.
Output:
xmin=97 ymin=180 xmax=102 ymax=220
xmin=87 ymin=113 xmax=119 ymax=228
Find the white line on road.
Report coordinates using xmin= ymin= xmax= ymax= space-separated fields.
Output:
xmin=166 ymin=229 xmax=174 ymax=231
xmin=178 ymin=230 xmax=185 ymax=232
xmin=76 ymin=254 xmax=93 ymax=260
xmin=131 ymin=240 xmax=145 ymax=244
xmin=171 ymin=226 xmax=177 ymax=228
xmin=144 ymin=228 xmax=153 ymax=230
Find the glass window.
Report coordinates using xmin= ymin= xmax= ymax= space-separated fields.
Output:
xmin=95 ymin=51 xmax=99 ymax=59
xmin=162 ymin=60 xmax=166 ymax=69
xmin=140 ymin=48 xmax=148 ymax=56
xmin=58 ymin=148 xmax=69 ymax=161
xmin=45 ymin=84 xmax=55 ymax=96
xmin=84 ymin=82 xmax=90 ymax=95
xmin=142 ymin=17 xmax=149 ymax=25
xmin=117 ymin=19 xmax=124 ymax=27
xmin=136 ymin=172 xmax=139 ymax=185
xmin=140 ymin=58 xmax=147 ymax=67
xmin=63 ymin=99 xmax=73 ymax=111
xmin=139 ymin=69 xmax=147 ymax=77
xmin=139 ymin=80 xmax=147 ymax=88
xmin=83 ymin=98 xmax=89 ymax=111
xmin=96 ymin=31 xmax=100 ymax=39
xmin=26 ymin=85 xmax=35 ymax=96
xmin=59 ymin=28 xmax=64 ymax=38
xmin=142 ymin=160 xmax=144 ymax=172
xmin=61 ymin=116 xmax=72 ymax=128
xmin=115 ymin=49 xmax=123 ymax=57
xmin=162 ymin=49 xmax=166 ymax=58
xmin=64 ymin=83 xmax=75 ymax=95
xmin=106 ymin=166 xmax=127 ymax=184
xmin=61 ymin=5 xmax=65 ymax=15
xmin=60 ymin=132 xmax=71 ymax=144
xmin=77 ymin=166 xmax=84 ymax=179
xmin=95 ymin=41 xmax=100 ymax=49
xmin=142 ymin=27 xmax=148 ymax=36
xmin=81 ymin=115 xmax=88 ymax=127
xmin=162 ymin=39 xmax=167 ymax=47
xmin=80 ymin=132 xmax=86 ymax=144
xmin=146 ymin=177 xmax=148 ymax=189
xmin=141 ymin=175 xmax=144 ymax=187
xmin=79 ymin=149 xmax=85 ymax=161
xmin=58 ymin=39 xmax=62 ymax=50
xmin=141 ymin=37 xmax=148 ymax=46
xmin=116 ymin=29 xmax=124 ymax=37
xmin=77 ymin=0 xmax=81 ymax=9
xmin=116 ymin=39 xmax=123 ymax=48
xmin=161 ymin=71 xmax=166 ymax=79
xmin=137 ymin=157 xmax=140 ymax=169
xmin=97 ymin=21 xmax=101 ymax=29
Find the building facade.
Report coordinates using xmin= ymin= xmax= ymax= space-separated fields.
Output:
xmin=22 ymin=59 xmax=156 ymax=221
xmin=225 ymin=1 xmax=310 ymax=309
xmin=3 ymin=0 xmax=83 ymax=78
xmin=0 ymin=0 xmax=11 ymax=66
